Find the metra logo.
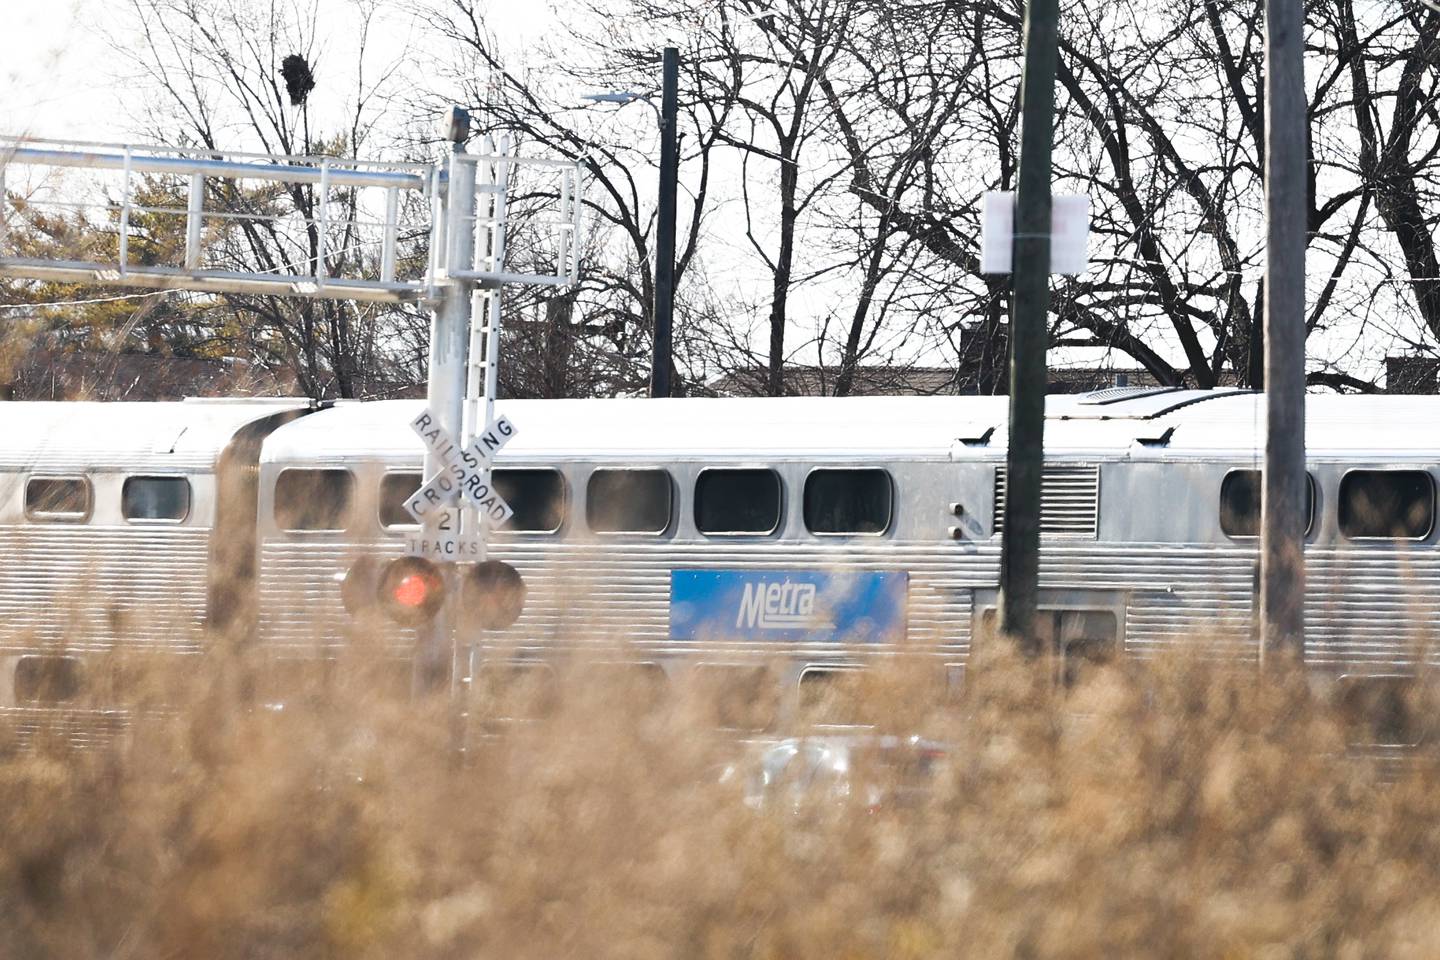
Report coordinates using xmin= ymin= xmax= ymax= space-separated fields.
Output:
xmin=670 ymin=570 xmax=907 ymax=643
xmin=736 ymin=581 xmax=825 ymax=630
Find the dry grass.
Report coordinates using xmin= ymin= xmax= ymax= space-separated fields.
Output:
xmin=2 ymin=634 xmax=1440 ymax=959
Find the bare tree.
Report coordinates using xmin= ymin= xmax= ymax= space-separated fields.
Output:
xmin=94 ymin=0 xmax=1440 ymax=397
xmin=421 ymin=0 xmax=741 ymax=396
xmin=783 ymin=0 xmax=1440 ymax=393
xmin=112 ymin=0 xmax=426 ymax=399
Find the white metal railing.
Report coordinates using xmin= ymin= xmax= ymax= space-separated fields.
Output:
xmin=0 ymin=137 xmax=438 ymax=302
xmin=450 ymin=141 xmax=583 ymax=290
xmin=0 ymin=135 xmax=583 ymax=304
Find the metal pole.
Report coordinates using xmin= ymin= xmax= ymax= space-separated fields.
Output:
xmin=380 ymin=187 xmax=399 ymax=283
xmin=118 ymin=147 xmax=132 ymax=276
xmin=184 ymin=172 xmax=204 ymax=270
xmin=417 ymin=107 xmax=476 ymax=695
xmin=650 ymin=46 xmax=680 ymax=399
xmin=1260 ymin=0 xmax=1307 ymax=661
xmin=998 ymin=0 xmax=1060 ymax=655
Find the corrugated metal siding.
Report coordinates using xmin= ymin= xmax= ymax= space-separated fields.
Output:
xmin=1046 ymin=543 xmax=1440 ymax=669
xmin=257 ymin=540 xmax=978 ymax=662
xmin=257 ymin=538 xmax=1440 ymax=673
xmin=0 ymin=526 xmax=210 ymax=652
xmin=993 ymin=464 xmax=1101 ymax=538
xmin=0 ymin=707 xmax=131 ymax=751
xmin=1304 ymin=550 xmax=1440 ymax=668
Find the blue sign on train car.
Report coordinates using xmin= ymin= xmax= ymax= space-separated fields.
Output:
xmin=669 ymin=569 xmax=908 ymax=643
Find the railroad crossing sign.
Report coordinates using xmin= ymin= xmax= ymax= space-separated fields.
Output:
xmin=406 ymin=405 xmax=518 ymax=555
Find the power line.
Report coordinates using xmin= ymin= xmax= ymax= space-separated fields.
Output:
xmin=0 ymin=289 xmax=177 ymax=312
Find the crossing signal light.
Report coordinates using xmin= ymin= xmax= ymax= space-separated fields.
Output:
xmin=340 ymin=557 xmax=379 ymax=616
xmin=378 ymin=557 xmax=446 ymax=625
xmin=343 ymin=557 xmax=520 ymax=629
xmin=461 ymin=560 xmax=526 ymax=630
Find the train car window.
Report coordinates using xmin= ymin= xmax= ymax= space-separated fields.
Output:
xmin=1054 ymin=611 xmax=1118 ymax=687
xmin=122 ymin=476 xmax=191 ymax=522
xmin=694 ymin=664 xmax=777 ymax=732
xmin=274 ymin=469 xmax=354 ymax=531
xmin=1219 ymin=470 xmax=1315 ymax=538
xmin=1339 ymin=470 xmax=1435 ymax=539
xmin=14 ymin=655 xmax=83 ymax=703
xmin=475 ymin=662 xmax=559 ymax=721
xmin=804 ymin=468 xmax=893 ymax=534
xmin=1337 ymin=676 xmax=1428 ymax=747
xmin=798 ymin=667 xmax=867 ymax=727
xmin=591 ymin=662 xmax=669 ymax=712
xmin=494 ymin=469 xmax=566 ymax=533
xmin=379 ymin=473 xmax=423 ymax=528
xmin=25 ymin=477 xmax=91 ymax=522
xmin=695 ymin=468 xmax=781 ymax=535
xmin=586 ymin=469 xmax=671 ymax=533
xmin=381 ymin=470 xmax=566 ymax=532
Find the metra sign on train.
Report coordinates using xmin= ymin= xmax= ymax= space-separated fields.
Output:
xmin=669 ymin=570 xmax=909 ymax=643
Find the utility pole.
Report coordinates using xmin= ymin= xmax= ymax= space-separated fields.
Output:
xmin=416 ymin=106 xmax=476 ymax=695
xmin=1260 ymin=0 xmax=1307 ymax=661
xmin=650 ymin=46 xmax=680 ymax=399
xmin=998 ymin=0 xmax=1060 ymax=655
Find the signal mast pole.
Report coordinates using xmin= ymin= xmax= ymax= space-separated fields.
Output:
xmin=998 ymin=0 xmax=1060 ymax=654
xmin=416 ymin=107 xmax=477 ymax=694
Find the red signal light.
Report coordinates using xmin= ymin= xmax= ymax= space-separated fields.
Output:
xmin=377 ymin=557 xmax=445 ymax=625
xmin=392 ymin=573 xmax=432 ymax=608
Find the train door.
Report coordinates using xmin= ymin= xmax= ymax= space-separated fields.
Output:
xmin=971 ymin=588 xmax=1125 ymax=685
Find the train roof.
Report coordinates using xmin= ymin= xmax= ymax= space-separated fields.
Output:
xmin=1141 ymin=393 xmax=1440 ymax=459
xmin=0 ymin=398 xmax=312 ymax=472
xmin=258 ymin=390 xmax=1440 ymax=465
xmin=261 ymin=396 xmax=1012 ymax=463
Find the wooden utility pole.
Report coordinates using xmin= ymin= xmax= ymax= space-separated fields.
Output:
xmin=998 ymin=0 xmax=1060 ymax=654
xmin=650 ymin=46 xmax=680 ymax=398
xmin=1260 ymin=0 xmax=1307 ymax=660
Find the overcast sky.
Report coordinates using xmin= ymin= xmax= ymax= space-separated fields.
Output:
xmin=3 ymin=1 xmax=113 ymax=139
xmin=1 ymin=0 xmax=556 ymax=143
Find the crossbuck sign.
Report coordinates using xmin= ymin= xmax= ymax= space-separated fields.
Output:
xmin=405 ymin=409 xmax=517 ymax=556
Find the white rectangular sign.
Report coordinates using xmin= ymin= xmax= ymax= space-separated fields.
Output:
xmin=979 ymin=191 xmax=1090 ymax=275
xmin=403 ymin=509 xmax=485 ymax=560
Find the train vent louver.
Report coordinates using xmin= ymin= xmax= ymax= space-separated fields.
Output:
xmin=992 ymin=464 xmax=1100 ymax=538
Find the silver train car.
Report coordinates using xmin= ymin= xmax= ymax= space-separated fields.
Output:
xmin=3 ymin=387 xmax=1437 ymax=741
xmin=252 ymin=388 xmax=1440 ymax=732
xmin=0 ymin=398 xmax=309 ymax=745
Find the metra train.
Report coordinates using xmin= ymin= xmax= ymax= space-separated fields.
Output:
xmin=2 ymin=388 xmax=1437 ymax=745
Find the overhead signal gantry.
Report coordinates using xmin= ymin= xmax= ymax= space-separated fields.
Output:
xmin=0 ymin=108 xmax=587 ymax=692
